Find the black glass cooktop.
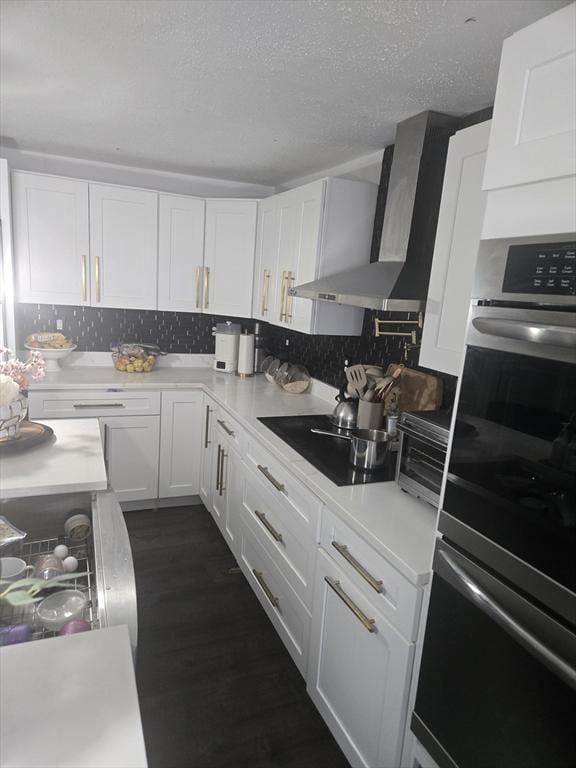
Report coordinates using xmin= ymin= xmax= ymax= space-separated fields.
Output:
xmin=258 ymin=414 xmax=397 ymax=487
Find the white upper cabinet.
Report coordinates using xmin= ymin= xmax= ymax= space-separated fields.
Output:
xmin=419 ymin=121 xmax=491 ymax=376
xmin=203 ymin=199 xmax=257 ymax=318
xmin=89 ymin=184 xmax=158 ymax=310
xmin=257 ymin=178 xmax=377 ymax=336
xmin=13 ymin=172 xmax=90 ymax=306
xmin=483 ymin=3 xmax=576 ymax=191
xmin=157 ymin=194 xmax=205 ymax=312
xmin=252 ymin=196 xmax=279 ymax=322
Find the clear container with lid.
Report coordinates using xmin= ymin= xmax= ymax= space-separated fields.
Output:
xmin=262 ymin=356 xmax=281 ymax=383
xmin=279 ymin=364 xmax=311 ymax=394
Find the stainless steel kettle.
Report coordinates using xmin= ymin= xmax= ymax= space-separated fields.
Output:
xmin=331 ymin=385 xmax=358 ymax=430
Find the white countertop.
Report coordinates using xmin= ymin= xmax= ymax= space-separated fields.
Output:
xmin=0 ymin=625 xmax=147 ymax=768
xmin=0 ymin=418 xmax=107 ymax=500
xmin=30 ymin=366 xmax=438 ymax=585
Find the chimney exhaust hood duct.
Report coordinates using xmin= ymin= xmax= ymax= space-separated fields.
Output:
xmin=290 ymin=110 xmax=459 ymax=312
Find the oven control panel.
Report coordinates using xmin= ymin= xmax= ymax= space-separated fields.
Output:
xmin=503 ymin=242 xmax=575 ymax=296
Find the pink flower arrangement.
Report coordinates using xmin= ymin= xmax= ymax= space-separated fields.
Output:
xmin=0 ymin=347 xmax=46 ymax=392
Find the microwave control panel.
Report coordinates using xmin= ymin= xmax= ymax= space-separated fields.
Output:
xmin=503 ymin=242 xmax=575 ymax=296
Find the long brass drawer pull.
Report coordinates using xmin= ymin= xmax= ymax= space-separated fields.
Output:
xmin=332 ymin=541 xmax=384 ymax=594
xmin=219 ymin=450 xmax=226 ymax=496
xmin=257 ymin=464 xmax=286 ymax=494
xmin=81 ymin=254 xmax=88 ymax=302
xmin=195 ymin=266 xmax=202 ymax=309
xmin=254 ymin=510 xmax=283 ymax=543
xmin=325 ymin=576 xmax=377 ymax=633
xmin=204 ymin=267 xmax=210 ymax=309
xmin=215 ymin=445 xmax=222 ymax=490
xmin=204 ymin=405 xmax=212 ymax=448
xmin=217 ymin=419 xmax=235 ymax=437
xmin=253 ymin=569 xmax=280 ymax=608
xmin=74 ymin=403 xmax=125 ymax=409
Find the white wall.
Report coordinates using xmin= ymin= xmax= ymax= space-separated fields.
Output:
xmin=0 ymin=147 xmax=275 ymax=199
xmin=277 ymin=149 xmax=383 ymax=191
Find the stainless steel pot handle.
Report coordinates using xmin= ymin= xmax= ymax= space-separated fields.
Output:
xmin=438 ymin=549 xmax=576 ymax=691
xmin=471 ymin=317 xmax=576 ymax=349
xmin=310 ymin=428 xmax=352 ymax=441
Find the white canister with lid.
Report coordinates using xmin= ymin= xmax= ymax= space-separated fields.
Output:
xmin=213 ymin=322 xmax=241 ymax=373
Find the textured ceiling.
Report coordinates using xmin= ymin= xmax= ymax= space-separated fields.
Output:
xmin=0 ymin=0 xmax=568 ymax=185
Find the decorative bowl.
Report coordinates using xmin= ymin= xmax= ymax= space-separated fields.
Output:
xmin=24 ymin=344 xmax=77 ymax=372
xmin=0 ymin=393 xmax=28 ymax=442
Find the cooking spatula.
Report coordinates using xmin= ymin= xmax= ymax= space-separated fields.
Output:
xmin=346 ymin=364 xmax=368 ymax=399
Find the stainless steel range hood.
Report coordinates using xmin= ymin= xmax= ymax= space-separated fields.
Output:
xmin=290 ymin=110 xmax=459 ymax=312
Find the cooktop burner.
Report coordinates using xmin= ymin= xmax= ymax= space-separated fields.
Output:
xmin=257 ymin=414 xmax=397 ymax=487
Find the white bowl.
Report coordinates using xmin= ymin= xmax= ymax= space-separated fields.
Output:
xmin=37 ymin=589 xmax=87 ymax=631
xmin=25 ymin=345 xmax=77 ymax=372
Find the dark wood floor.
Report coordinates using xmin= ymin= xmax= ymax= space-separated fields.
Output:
xmin=125 ymin=505 xmax=350 ymax=768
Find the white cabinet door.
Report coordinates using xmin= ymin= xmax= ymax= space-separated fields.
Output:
xmin=308 ymin=549 xmax=414 ymax=768
xmin=89 ymin=184 xmax=158 ymax=310
xmin=198 ymin=397 xmax=216 ymax=510
xmin=483 ymin=3 xmax=576 ymax=190
xmin=100 ymin=416 xmax=160 ymax=503
xmin=203 ymin=199 xmax=257 ymax=318
xmin=12 ymin=172 xmax=90 ymax=306
xmin=157 ymin=194 xmax=205 ymax=312
xmin=158 ymin=391 xmax=203 ymax=498
xmin=252 ymin=196 xmax=279 ymax=322
xmin=275 ymin=181 xmax=324 ymax=333
xmin=419 ymin=121 xmax=491 ymax=376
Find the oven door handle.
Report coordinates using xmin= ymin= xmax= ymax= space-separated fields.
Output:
xmin=471 ymin=317 xmax=576 ymax=350
xmin=437 ymin=549 xmax=576 ymax=691
xmin=397 ymin=423 xmax=447 ymax=449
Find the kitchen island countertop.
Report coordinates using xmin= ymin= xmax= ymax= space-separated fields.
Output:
xmin=29 ymin=365 xmax=438 ymax=585
xmin=0 ymin=418 xmax=107 ymax=500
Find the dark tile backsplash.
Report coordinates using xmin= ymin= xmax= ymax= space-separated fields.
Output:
xmin=15 ymin=303 xmax=255 ymax=355
xmin=16 ymin=302 xmax=456 ymax=410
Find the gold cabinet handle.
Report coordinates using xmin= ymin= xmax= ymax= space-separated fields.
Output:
xmin=286 ymin=271 xmax=295 ymax=322
xmin=215 ymin=445 xmax=222 ymax=490
xmin=254 ymin=510 xmax=283 ymax=543
xmin=325 ymin=576 xmax=377 ymax=633
xmin=219 ymin=448 xmax=226 ymax=496
xmin=81 ymin=255 xmax=88 ymax=302
xmin=95 ymin=256 xmax=101 ymax=303
xmin=331 ymin=541 xmax=384 ymax=594
xmin=279 ymin=271 xmax=287 ymax=321
xmin=217 ymin=419 xmax=235 ymax=437
xmin=204 ymin=267 xmax=210 ymax=309
xmin=257 ymin=464 xmax=286 ymax=494
xmin=195 ymin=266 xmax=202 ymax=309
xmin=204 ymin=405 xmax=212 ymax=448
xmin=253 ymin=569 xmax=280 ymax=608
xmin=261 ymin=269 xmax=271 ymax=315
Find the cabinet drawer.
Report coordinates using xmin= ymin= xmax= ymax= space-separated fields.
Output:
xmin=28 ymin=390 xmax=161 ymax=419
xmin=213 ymin=408 xmax=245 ymax=451
xmin=320 ymin=507 xmax=422 ymax=641
xmin=245 ymin=437 xmax=322 ymax=530
xmin=239 ymin=519 xmax=311 ymax=677
xmin=240 ymin=473 xmax=316 ymax=610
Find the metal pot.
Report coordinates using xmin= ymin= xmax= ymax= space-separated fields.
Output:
xmin=331 ymin=385 xmax=358 ymax=430
xmin=311 ymin=427 xmax=392 ymax=471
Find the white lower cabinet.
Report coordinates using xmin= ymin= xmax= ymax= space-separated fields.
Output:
xmin=159 ymin=391 xmax=203 ymax=498
xmin=99 ymin=416 xmax=160 ymax=503
xmin=308 ymin=548 xmax=415 ymax=768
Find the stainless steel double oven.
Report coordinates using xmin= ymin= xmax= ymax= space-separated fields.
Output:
xmin=412 ymin=236 xmax=576 ymax=768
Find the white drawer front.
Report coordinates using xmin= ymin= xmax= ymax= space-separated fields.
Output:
xmin=241 ymin=474 xmax=316 ymax=610
xmin=320 ymin=507 xmax=421 ymax=641
xmin=213 ymin=407 xmax=246 ymax=451
xmin=245 ymin=437 xmax=322 ymax=529
xmin=28 ymin=390 xmax=161 ymax=419
xmin=239 ymin=518 xmax=310 ymax=676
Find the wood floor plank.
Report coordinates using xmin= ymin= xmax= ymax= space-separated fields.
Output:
xmin=125 ymin=505 xmax=350 ymax=768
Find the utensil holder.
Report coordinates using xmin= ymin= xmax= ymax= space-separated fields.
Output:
xmin=357 ymin=400 xmax=384 ymax=430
